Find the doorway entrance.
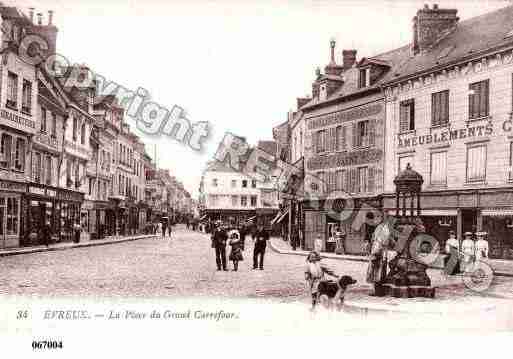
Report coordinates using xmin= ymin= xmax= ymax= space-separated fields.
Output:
xmin=461 ymin=209 xmax=478 ymax=236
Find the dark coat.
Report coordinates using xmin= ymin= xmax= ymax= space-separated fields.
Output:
xmin=212 ymin=228 xmax=228 ymax=247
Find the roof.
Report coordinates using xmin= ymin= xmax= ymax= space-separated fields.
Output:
xmin=257 ymin=140 xmax=277 ymax=156
xmin=383 ymin=5 xmax=513 ymax=84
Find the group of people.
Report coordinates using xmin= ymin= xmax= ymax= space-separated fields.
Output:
xmin=211 ymin=221 xmax=270 ymax=271
xmin=153 ymin=218 xmax=173 ymax=238
xmin=446 ymin=230 xmax=489 ymax=273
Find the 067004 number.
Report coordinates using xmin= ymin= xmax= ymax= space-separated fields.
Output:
xmin=32 ymin=340 xmax=63 ymax=350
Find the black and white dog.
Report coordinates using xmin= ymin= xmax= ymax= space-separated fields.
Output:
xmin=317 ymin=275 xmax=357 ymax=310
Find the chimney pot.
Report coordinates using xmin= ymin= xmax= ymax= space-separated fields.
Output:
xmin=48 ymin=10 xmax=54 ymax=25
xmin=29 ymin=8 xmax=35 ymax=23
xmin=37 ymin=12 xmax=43 ymax=26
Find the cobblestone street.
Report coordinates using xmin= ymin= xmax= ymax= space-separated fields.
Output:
xmin=1 ymin=226 xmax=512 ymax=306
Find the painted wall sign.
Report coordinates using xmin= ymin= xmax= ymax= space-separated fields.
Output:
xmin=398 ymin=123 xmax=494 ymax=149
xmin=307 ymin=148 xmax=382 ymax=171
xmin=308 ymin=103 xmax=382 ymax=130
xmin=29 ymin=186 xmax=57 ymax=197
xmin=0 ymin=179 xmax=26 ymax=193
xmin=0 ymin=108 xmax=36 ymax=134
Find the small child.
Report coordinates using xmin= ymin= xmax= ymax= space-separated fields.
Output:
xmin=304 ymin=251 xmax=335 ymax=310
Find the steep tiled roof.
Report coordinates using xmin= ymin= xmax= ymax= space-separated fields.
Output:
xmin=257 ymin=140 xmax=277 ymax=156
xmin=383 ymin=5 xmax=513 ymax=84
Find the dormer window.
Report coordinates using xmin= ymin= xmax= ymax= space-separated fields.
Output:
xmin=359 ymin=68 xmax=370 ymax=88
xmin=319 ymin=84 xmax=327 ymax=101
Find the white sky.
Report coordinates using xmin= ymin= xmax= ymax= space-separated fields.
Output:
xmin=5 ymin=0 xmax=511 ymax=197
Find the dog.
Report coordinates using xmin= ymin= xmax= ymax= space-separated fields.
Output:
xmin=317 ymin=275 xmax=357 ymax=311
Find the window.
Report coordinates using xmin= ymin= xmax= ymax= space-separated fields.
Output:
xmin=22 ymin=80 xmax=31 ymax=114
xmin=209 ymin=195 xmax=218 ymax=207
xmin=430 ymin=151 xmax=447 ymax=185
xmin=74 ymin=161 xmax=80 ymax=188
xmin=358 ymin=68 xmax=368 ymax=88
xmin=89 ymin=178 xmax=94 ymax=196
xmin=6 ymin=197 xmax=19 ymax=235
xmin=66 ymin=159 xmax=72 ymax=186
xmin=0 ymin=134 xmax=12 ymax=168
xmin=80 ymin=123 xmax=86 ymax=144
xmin=356 ymin=120 xmax=370 ymax=147
xmin=250 ymin=195 xmax=257 ymax=207
xmin=469 ymin=80 xmax=489 ymax=119
xmin=231 ymin=195 xmax=238 ymax=206
xmin=336 ymin=126 xmax=345 ymax=151
xmin=14 ymin=138 xmax=25 ymax=171
xmin=466 ymin=145 xmax=487 ymax=182
xmin=315 ymin=129 xmax=327 ymax=153
xmin=399 ymin=99 xmax=415 ymax=132
xmin=45 ymin=155 xmax=52 ymax=185
xmin=358 ymin=167 xmax=368 ymax=193
xmin=317 ymin=171 xmax=326 ymax=192
xmin=34 ymin=152 xmax=42 ymax=183
xmin=242 ymin=180 xmax=248 ymax=188
xmin=398 ymin=156 xmax=413 ymax=172
xmin=51 ymin=113 xmax=57 ymax=138
xmin=6 ymin=72 xmax=18 ymax=109
xmin=72 ymin=117 xmax=78 ymax=141
xmin=231 ymin=179 xmax=236 ymax=188
xmin=240 ymin=196 xmax=247 ymax=207
xmin=40 ymin=107 xmax=47 ymax=133
xmin=432 ymin=90 xmax=449 ymax=127
xmin=251 ymin=179 xmax=257 ymax=188
xmin=212 ymin=178 xmax=218 ymax=187
xmin=336 ymin=170 xmax=346 ymax=191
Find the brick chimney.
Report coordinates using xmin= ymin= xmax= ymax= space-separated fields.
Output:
xmin=296 ymin=97 xmax=310 ymax=110
xmin=342 ymin=50 xmax=357 ymax=70
xmin=28 ymin=10 xmax=58 ymax=55
xmin=412 ymin=4 xmax=459 ymax=54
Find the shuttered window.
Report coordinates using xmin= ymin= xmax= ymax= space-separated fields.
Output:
xmin=466 ymin=145 xmax=487 ymax=182
xmin=368 ymin=167 xmax=376 ymax=193
xmin=432 ymin=90 xmax=449 ymax=127
xmin=358 ymin=167 xmax=368 ymax=193
xmin=469 ymin=80 xmax=489 ymax=119
xmin=316 ymin=129 xmax=327 ymax=153
xmin=335 ymin=126 xmax=346 ymax=151
xmin=399 ymin=99 xmax=415 ymax=132
xmin=430 ymin=151 xmax=447 ymax=185
xmin=335 ymin=170 xmax=346 ymax=191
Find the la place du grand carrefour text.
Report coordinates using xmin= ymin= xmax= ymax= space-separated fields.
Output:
xmin=43 ymin=310 xmax=238 ymax=321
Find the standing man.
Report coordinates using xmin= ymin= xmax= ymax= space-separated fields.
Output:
xmin=334 ymin=225 xmax=346 ymax=254
xmin=162 ymin=218 xmax=168 ymax=238
xmin=239 ymin=223 xmax=248 ymax=251
xmin=212 ymin=222 xmax=228 ymax=271
xmin=461 ymin=232 xmax=475 ymax=272
xmin=475 ymin=232 xmax=489 ymax=261
xmin=444 ymin=230 xmax=460 ymax=275
xmin=253 ymin=223 xmax=269 ymax=270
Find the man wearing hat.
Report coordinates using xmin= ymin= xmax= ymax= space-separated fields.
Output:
xmin=461 ymin=232 xmax=475 ymax=272
xmin=212 ymin=221 xmax=228 ymax=271
xmin=475 ymin=232 xmax=489 ymax=261
xmin=444 ymin=230 xmax=460 ymax=275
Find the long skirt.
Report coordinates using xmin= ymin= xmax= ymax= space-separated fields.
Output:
xmin=366 ymin=255 xmax=387 ymax=284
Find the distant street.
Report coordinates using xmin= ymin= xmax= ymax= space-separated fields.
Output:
xmin=1 ymin=225 xmax=513 ymax=306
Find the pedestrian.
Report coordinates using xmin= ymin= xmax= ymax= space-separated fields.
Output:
xmin=304 ymin=251 xmax=335 ymax=310
xmin=212 ymin=222 xmax=228 ymax=271
xmin=253 ymin=223 xmax=269 ymax=270
xmin=73 ymin=222 xmax=81 ymax=243
xmin=42 ymin=220 xmax=52 ymax=247
xmin=366 ymin=219 xmax=392 ymax=296
xmin=157 ymin=221 xmax=163 ymax=237
xmin=239 ymin=223 xmax=247 ymax=251
xmin=314 ymin=233 xmax=323 ymax=253
xmin=291 ymin=225 xmax=299 ymax=251
xmin=168 ymin=220 xmax=173 ymax=238
xmin=228 ymin=231 xmax=243 ymax=271
xmin=334 ymin=225 xmax=346 ymax=254
xmin=444 ymin=230 xmax=460 ymax=275
xmin=461 ymin=232 xmax=475 ymax=272
xmin=475 ymin=231 xmax=489 ymax=261
xmin=162 ymin=218 xmax=168 ymax=238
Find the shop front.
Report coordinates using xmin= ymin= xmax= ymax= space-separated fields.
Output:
xmin=0 ymin=179 xmax=26 ymax=249
xmin=58 ymin=188 xmax=83 ymax=242
xmin=302 ymin=197 xmax=380 ymax=254
xmin=23 ymin=183 xmax=59 ymax=246
xmin=383 ymin=187 xmax=513 ymax=260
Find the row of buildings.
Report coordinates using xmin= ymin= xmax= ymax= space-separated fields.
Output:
xmin=0 ymin=5 xmax=193 ymax=249
xmin=264 ymin=4 xmax=513 ymax=260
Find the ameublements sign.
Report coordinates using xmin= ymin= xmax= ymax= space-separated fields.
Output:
xmin=308 ymin=103 xmax=382 ymax=130
xmin=398 ymin=123 xmax=494 ymax=149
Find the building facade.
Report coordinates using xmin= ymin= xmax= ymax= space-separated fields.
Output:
xmin=382 ymin=4 xmax=513 ymax=259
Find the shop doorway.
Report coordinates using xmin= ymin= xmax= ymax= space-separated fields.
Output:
xmin=461 ymin=209 xmax=478 ymax=236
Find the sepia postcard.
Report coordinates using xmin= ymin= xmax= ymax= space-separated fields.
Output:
xmin=1 ymin=0 xmax=513 ymax=356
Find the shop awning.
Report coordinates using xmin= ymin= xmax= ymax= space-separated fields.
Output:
xmin=482 ymin=209 xmax=513 ymax=217
xmin=270 ymin=209 xmax=289 ymax=227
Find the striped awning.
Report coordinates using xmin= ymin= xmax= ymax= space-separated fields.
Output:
xmin=270 ymin=209 xmax=289 ymax=226
xmin=482 ymin=209 xmax=513 ymax=217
